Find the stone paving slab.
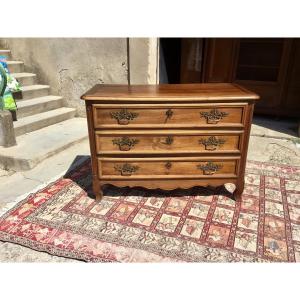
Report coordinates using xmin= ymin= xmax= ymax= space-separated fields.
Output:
xmin=247 ymin=136 xmax=300 ymax=166
xmin=0 ymin=139 xmax=90 ymax=205
xmin=0 ymin=118 xmax=88 ymax=171
xmin=0 ymin=241 xmax=79 ymax=262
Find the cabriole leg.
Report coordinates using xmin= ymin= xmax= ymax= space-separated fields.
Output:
xmin=95 ymin=189 xmax=103 ymax=201
xmin=93 ymin=176 xmax=103 ymax=201
xmin=233 ymin=179 xmax=244 ymax=201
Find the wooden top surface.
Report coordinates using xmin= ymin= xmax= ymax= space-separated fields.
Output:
xmin=81 ymin=83 xmax=259 ymax=102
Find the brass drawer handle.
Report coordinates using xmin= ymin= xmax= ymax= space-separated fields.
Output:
xmin=165 ymin=109 xmax=173 ymax=122
xmin=110 ymin=108 xmax=138 ymax=125
xmin=197 ymin=161 xmax=223 ymax=175
xmin=199 ymin=136 xmax=226 ymax=151
xmin=200 ymin=109 xmax=228 ymax=124
xmin=114 ymin=163 xmax=139 ymax=176
xmin=165 ymin=161 xmax=172 ymax=170
xmin=112 ymin=136 xmax=139 ymax=151
xmin=163 ymin=135 xmax=174 ymax=145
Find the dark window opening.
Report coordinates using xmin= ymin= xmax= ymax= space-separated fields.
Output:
xmin=159 ymin=38 xmax=182 ymax=83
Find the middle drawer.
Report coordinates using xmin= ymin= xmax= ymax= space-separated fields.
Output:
xmin=95 ymin=130 xmax=243 ymax=155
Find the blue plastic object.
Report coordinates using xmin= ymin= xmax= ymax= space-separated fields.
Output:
xmin=0 ymin=63 xmax=7 ymax=110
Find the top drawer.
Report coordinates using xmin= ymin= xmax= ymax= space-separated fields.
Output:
xmin=92 ymin=104 xmax=246 ymax=129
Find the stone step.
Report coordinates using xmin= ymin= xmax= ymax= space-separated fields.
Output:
xmin=19 ymin=85 xmax=50 ymax=100
xmin=11 ymin=72 xmax=37 ymax=86
xmin=7 ymin=61 xmax=24 ymax=73
xmin=14 ymin=107 xmax=76 ymax=136
xmin=17 ymin=96 xmax=64 ymax=118
xmin=0 ymin=118 xmax=88 ymax=171
xmin=0 ymin=50 xmax=11 ymax=59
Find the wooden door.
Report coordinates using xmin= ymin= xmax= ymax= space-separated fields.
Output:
xmin=282 ymin=39 xmax=300 ymax=116
xmin=202 ymin=38 xmax=237 ymax=83
xmin=233 ymin=38 xmax=293 ymax=115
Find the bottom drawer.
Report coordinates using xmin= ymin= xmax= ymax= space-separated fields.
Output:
xmin=98 ymin=157 xmax=239 ymax=179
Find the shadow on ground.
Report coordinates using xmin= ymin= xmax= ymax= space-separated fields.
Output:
xmin=253 ymin=115 xmax=299 ymax=137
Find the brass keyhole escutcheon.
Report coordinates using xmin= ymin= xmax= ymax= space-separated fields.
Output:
xmin=165 ymin=109 xmax=173 ymax=123
xmin=165 ymin=161 xmax=172 ymax=170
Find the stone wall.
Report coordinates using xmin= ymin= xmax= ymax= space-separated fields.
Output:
xmin=0 ymin=38 xmax=136 ymax=117
xmin=128 ymin=38 xmax=158 ymax=84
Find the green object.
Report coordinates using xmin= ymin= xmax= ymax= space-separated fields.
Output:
xmin=3 ymin=89 xmax=17 ymax=110
xmin=0 ymin=62 xmax=17 ymax=111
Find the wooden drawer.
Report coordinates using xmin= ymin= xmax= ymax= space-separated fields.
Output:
xmin=95 ymin=130 xmax=243 ymax=154
xmin=98 ymin=157 xmax=239 ymax=179
xmin=92 ymin=104 xmax=246 ymax=128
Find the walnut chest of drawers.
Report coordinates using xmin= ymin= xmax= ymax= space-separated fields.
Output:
xmin=81 ymin=83 xmax=259 ymax=201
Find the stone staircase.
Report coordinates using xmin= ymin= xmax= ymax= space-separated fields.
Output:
xmin=0 ymin=49 xmax=88 ymax=171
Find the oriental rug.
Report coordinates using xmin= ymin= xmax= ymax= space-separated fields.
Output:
xmin=0 ymin=159 xmax=300 ymax=262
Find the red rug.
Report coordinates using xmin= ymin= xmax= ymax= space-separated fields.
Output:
xmin=0 ymin=159 xmax=299 ymax=262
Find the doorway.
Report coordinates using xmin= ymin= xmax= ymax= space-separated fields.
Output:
xmin=159 ymin=38 xmax=205 ymax=84
xmin=159 ymin=38 xmax=300 ymax=118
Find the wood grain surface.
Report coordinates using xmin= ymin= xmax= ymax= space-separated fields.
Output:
xmin=81 ymin=83 xmax=259 ymax=101
xmin=82 ymin=83 xmax=259 ymax=201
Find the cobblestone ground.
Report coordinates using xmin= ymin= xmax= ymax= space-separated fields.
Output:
xmin=0 ymin=241 xmax=78 ymax=262
xmin=0 ymin=118 xmax=299 ymax=262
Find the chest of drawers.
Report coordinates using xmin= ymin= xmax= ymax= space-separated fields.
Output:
xmin=81 ymin=83 xmax=259 ymax=201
